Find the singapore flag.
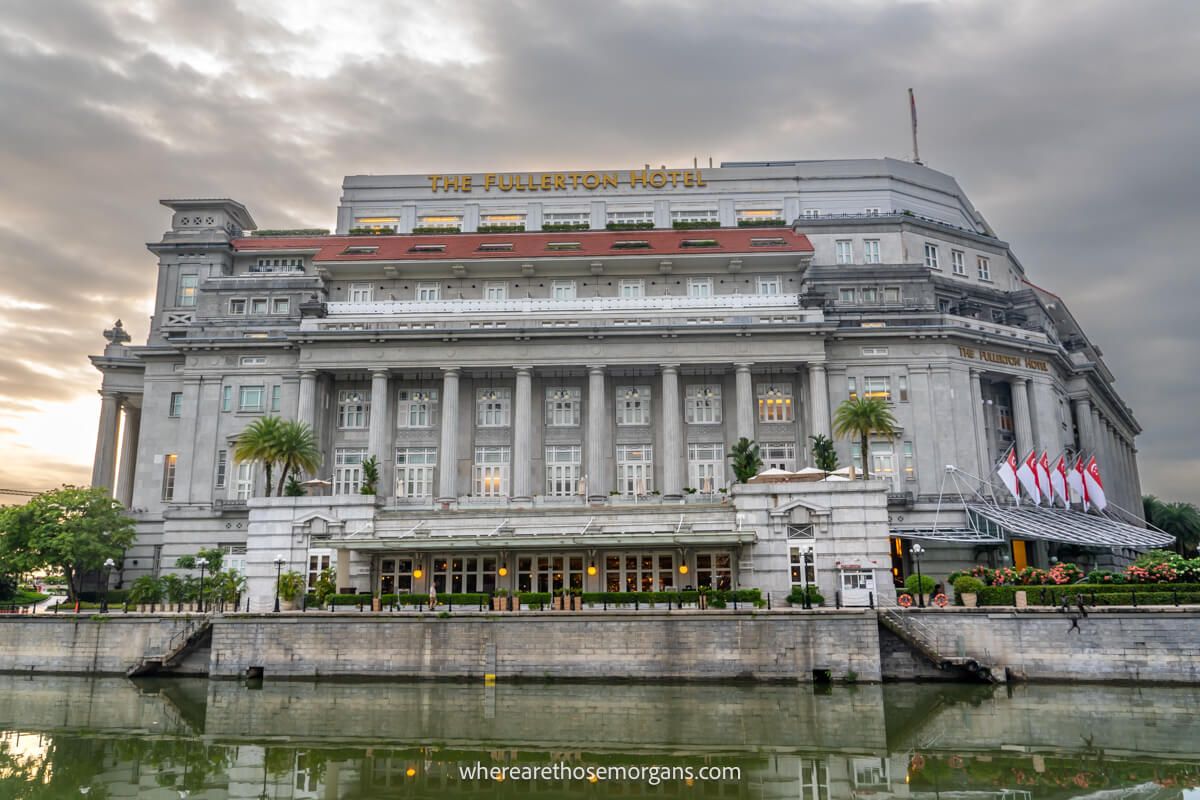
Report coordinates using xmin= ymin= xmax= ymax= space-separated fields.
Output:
xmin=1038 ymin=452 xmax=1054 ymax=506
xmin=1068 ymin=456 xmax=1089 ymax=510
xmin=1084 ymin=457 xmax=1108 ymax=511
xmin=997 ymin=448 xmax=1020 ymax=503
xmin=1050 ymin=454 xmax=1070 ymax=508
xmin=1016 ymin=449 xmax=1042 ymax=505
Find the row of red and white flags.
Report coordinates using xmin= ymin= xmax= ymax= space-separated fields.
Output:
xmin=996 ymin=447 xmax=1108 ymax=511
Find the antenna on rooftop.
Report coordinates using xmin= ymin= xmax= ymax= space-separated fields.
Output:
xmin=908 ymin=88 xmax=923 ymax=166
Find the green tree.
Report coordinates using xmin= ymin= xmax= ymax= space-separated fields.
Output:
xmin=175 ymin=547 xmax=225 ymax=573
xmin=272 ymin=419 xmax=321 ymax=495
xmin=832 ymin=397 xmax=897 ymax=480
xmin=0 ymin=486 xmax=135 ymax=601
xmin=360 ymin=455 xmax=380 ymax=495
xmin=810 ymin=434 xmax=838 ymax=473
xmin=728 ymin=437 xmax=763 ymax=483
xmin=233 ymin=416 xmax=284 ymax=496
xmin=1143 ymin=495 xmax=1200 ymax=556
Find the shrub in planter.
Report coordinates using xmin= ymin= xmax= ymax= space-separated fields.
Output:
xmin=952 ymin=576 xmax=985 ymax=606
xmin=276 ymin=571 xmax=305 ymax=607
xmin=1085 ymin=568 xmax=1127 ymax=585
xmin=787 ymin=585 xmax=824 ymax=607
xmin=904 ymin=574 xmax=936 ymax=597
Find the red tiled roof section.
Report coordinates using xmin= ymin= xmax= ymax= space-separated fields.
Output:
xmin=231 ymin=227 xmax=812 ymax=262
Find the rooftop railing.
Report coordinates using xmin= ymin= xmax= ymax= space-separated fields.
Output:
xmin=327 ymin=293 xmax=806 ymax=317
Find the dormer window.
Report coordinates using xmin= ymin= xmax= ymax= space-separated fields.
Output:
xmin=409 ymin=244 xmax=447 ymax=253
xmin=477 ymin=243 xmax=514 ymax=252
xmin=680 ymin=239 xmax=719 ymax=248
xmin=546 ymin=242 xmax=581 ymax=251
xmin=612 ymin=240 xmax=651 ymax=250
xmin=750 ymin=237 xmax=786 ymax=247
xmin=342 ymin=246 xmax=378 ymax=255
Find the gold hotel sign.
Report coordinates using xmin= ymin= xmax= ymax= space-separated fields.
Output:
xmin=958 ymin=346 xmax=1049 ymax=372
xmin=426 ymin=169 xmax=708 ymax=193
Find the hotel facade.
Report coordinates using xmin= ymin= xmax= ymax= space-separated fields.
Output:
xmin=89 ymin=158 xmax=1157 ymax=608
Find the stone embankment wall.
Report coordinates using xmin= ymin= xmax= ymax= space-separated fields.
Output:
xmin=207 ymin=610 xmax=882 ymax=682
xmin=0 ymin=616 xmax=201 ymax=675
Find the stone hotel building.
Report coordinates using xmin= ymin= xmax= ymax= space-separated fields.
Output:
xmin=89 ymin=158 xmax=1157 ymax=608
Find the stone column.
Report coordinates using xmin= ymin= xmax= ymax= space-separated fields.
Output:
xmin=969 ymin=369 xmax=990 ymax=476
xmin=297 ymin=370 xmax=318 ymax=429
xmin=335 ymin=548 xmax=351 ymax=593
xmin=1130 ymin=446 xmax=1145 ymax=519
xmin=1072 ymin=397 xmax=1094 ymax=453
xmin=1010 ymin=378 xmax=1034 ymax=456
xmin=586 ymin=365 xmax=609 ymax=501
xmin=807 ymin=364 xmax=831 ymax=440
xmin=115 ymin=404 xmax=141 ymax=508
xmin=368 ymin=368 xmax=391 ymax=498
xmin=660 ymin=364 xmax=684 ymax=499
xmin=511 ymin=366 xmax=534 ymax=501
xmin=734 ymin=363 xmax=755 ymax=443
xmin=437 ymin=368 xmax=461 ymax=502
xmin=91 ymin=392 xmax=122 ymax=491
xmin=1091 ymin=408 xmax=1106 ymax=464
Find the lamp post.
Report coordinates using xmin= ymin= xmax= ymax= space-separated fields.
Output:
xmin=196 ymin=557 xmax=208 ymax=613
xmin=100 ymin=558 xmax=115 ymax=613
xmin=911 ymin=543 xmax=926 ymax=608
xmin=801 ymin=546 xmax=813 ymax=609
xmin=273 ymin=554 xmax=286 ymax=613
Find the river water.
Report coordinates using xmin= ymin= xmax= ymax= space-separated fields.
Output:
xmin=0 ymin=675 xmax=1197 ymax=798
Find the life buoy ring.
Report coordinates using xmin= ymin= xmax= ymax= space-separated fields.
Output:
xmin=897 ymin=593 xmax=914 ymax=608
xmin=932 ymin=593 xmax=949 ymax=608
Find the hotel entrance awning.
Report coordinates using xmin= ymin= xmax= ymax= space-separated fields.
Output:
xmin=893 ymin=504 xmax=1174 ymax=549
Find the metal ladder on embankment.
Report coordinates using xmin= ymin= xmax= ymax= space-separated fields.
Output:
xmin=879 ymin=609 xmax=1000 ymax=683
xmin=126 ymin=617 xmax=213 ymax=678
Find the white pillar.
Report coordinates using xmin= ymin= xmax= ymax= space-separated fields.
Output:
xmin=969 ymin=369 xmax=989 ymax=476
xmin=368 ymin=368 xmax=391 ymax=498
xmin=734 ymin=363 xmax=754 ymax=443
xmin=586 ymin=365 xmax=608 ymax=501
xmin=115 ymin=404 xmax=141 ymax=508
xmin=1073 ymin=397 xmax=1094 ymax=454
xmin=807 ymin=364 xmax=831 ymax=440
xmin=1010 ymin=378 xmax=1033 ymax=455
xmin=437 ymin=368 xmax=461 ymax=502
xmin=91 ymin=392 xmax=121 ymax=492
xmin=661 ymin=364 xmax=684 ymax=499
xmin=297 ymin=370 xmax=318 ymax=429
xmin=511 ymin=366 xmax=533 ymax=501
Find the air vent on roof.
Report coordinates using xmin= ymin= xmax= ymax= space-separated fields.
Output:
xmin=342 ymin=246 xmax=378 ymax=255
xmin=409 ymin=244 xmax=447 ymax=253
xmin=612 ymin=240 xmax=651 ymax=250
xmin=546 ymin=242 xmax=582 ymax=251
xmin=750 ymin=237 xmax=787 ymax=247
xmin=680 ymin=239 xmax=719 ymax=248
xmin=477 ymin=243 xmax=514 ymax=252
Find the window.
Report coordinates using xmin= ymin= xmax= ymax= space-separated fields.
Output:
xmin=898 ymin=375 xmax=909 ymax=402
xmin=417 ymin=214 xmax=462 ymax=229
xmin=177 ymin=275 xmax=198 ymax=307
xmin=619 ymin=279 xmax=644 ymax=298
xmin=240 ymin=356 xmax=266 ymax=367
xmin=670 ymin=209 xmax=718 ymax=225
xmin=222 ymin=385 xmax=232 ymax=412
xmin=977 ymin=256 xmax=991 ymax=281
xmin=687 ymin=278 xmax=713 ymax=298
xmin=252 ymin=257 xmax=304 ymax=273
xmin=685 ymin=384 xmax=722 ymax=424
xmin=883 ymin=286 xmax=901 ymax=304
xmin=546 ymin=241 xmax=582 ymax=251
xmin=309 ymin=551 xmax=333 ymax=589
xmin=215 ymin=450 xmax=228 ymax=489
xmin=864 ymin=207 xmax=882 ymax=215
xmin=695 ymin=552 xmax=733 ymax=590
xmin=847 ymin=377 xmax=858 ymax=400
xmin=397 ymin=389 xmax=437 ymax=428
xmin=334 ymin=448 xmax=367 ymax=495
xmin=851 ymin=441 xmax=896 ymax=481
xmin=250 ymin=298 xmax=269 ymax=315
xmin=475 ymin=387 xmax=511 ymax=427
xmin=544 ymin=211 xmax=590 ymax=227
xmin=952 ymin=250 xmax=966 ymax=276
xmin=348 ymin=283 xmax=373 ymax=303
xmin=416 ymin=283 xmax=440 ymax=301
xmin=431 ymin=554 xmax=499 ymax=594
xmin=355 ymin=216 xmax=399 ymax=231
xmin=756 ymin=276 xmax=782 ymax=296
xmin=161 ymin=454 xmax=177 ymax=501
xmin=271 ymin=297 xmax=290 ymax=314
xmin=923 ymin=243 xmax=940 ymax=269
xmin=395 ymin=447 xmax=436 ymax=499
xmin=483 ymin=282 xmax=507 ymax=300
xmin=864 ymin=376 xmax=891 ymax=401
xmin=234 ymin=462 xmax=254 ymax=500
xmin=616 ymin=385 xmax=651 ymax=426
xmin=757 ymin=383 xmax=794 ymax=422
xmin=478 ymin=243 xmax=513 ymax=253
xmin=903 ymin=441 xmax=915 ymax=479
xmin=473 ymin=446 xmax=510 ymax=497
xmin=219 ymin=543 xmax=247 ymax=574
xmin=737 ymin=208 xmax=783 ymax=224
xmin=862 ymin=346 xmax=889 ymax=357
xmin=168 ymin=391 xmax=183 ymax=418
xmin=864 ymin=239 xmax=881 ymax=264
xmin=552 ymin=280 xmax=576 ymax=300
xmin=545 ymin=387 xmax=581 ymax=427
xmin=517 ymin=553 xmax=584 ymax=593
xmin=337 ymin=390 xmax=369 ymax=429
xmin=761 ymin=442 xmax=796 ymax=472
xmin=238 ymin=385 xmax=265 ymax=412
xmin=545 ymin=445 xmax=582 ymax=497
xmin=480 ymin=213 xmax=525 ymax=229
xmin=604 ymin=552 xmax=674 ymax=592
xmin=616 ymin=445 xmax=653 ymax=496
xmin=607 ymin=210 xmax=653 ymax=226
xmin=377 ymin=556 xmax=411 ymax=594
xmin=861 ymin=287 xmax=878 ymax=303
xmin=789 ymin=538 xmax=816 ymax=590
xmin=229 ymin=298 xmax=247 ymax=315
xmin=991 ymin=309 xmax=1006 ymax=323
xmin=687 ymin=442 xmax=725 ymax=493
xmin=835 ymin=240 xmax=853 ymax=265
xmin=839 ymin=287 xmax=856 ymax=304
xmin=410 ymin=244 xmax=445 ymax=253
xmin=938 ymin=298 xmax=952 ymax=313
xmin=802 ymin=209 xmax=822 ymax=218
xmin=270 ymin=385 xmax=281 ymax=412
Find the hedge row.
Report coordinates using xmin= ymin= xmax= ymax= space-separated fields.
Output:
xmin=968 ymin=583 xmax=1200 ymax=607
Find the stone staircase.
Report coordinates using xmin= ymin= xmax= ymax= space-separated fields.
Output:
xmin=127 ymin=617 xmax=212 ymax=677
xmin=879 ymin=609 xmax=1000 ymax=683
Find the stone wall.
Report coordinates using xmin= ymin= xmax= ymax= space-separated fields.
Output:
xmin=208 ymin=609 xmax=882 ymax=682
xmin=0 ymin=616 xmax=201 ymax=675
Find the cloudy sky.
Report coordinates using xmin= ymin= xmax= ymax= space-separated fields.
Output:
xmin=0 ymin=0 xmax=1197 ymax=504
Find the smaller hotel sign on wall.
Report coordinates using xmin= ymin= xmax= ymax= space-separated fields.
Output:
xmin=958 ymin=346 xmax=1049 ymax=372
xmin=426 ymin=169 xmax=707 ymax=193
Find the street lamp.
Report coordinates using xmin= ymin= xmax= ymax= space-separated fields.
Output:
xmin=100 ymin=558 xmax=115 ymax=613
xmin=911 ymin=543 xmax=926 ymax=608
xmin=802 ymin=546 xmax=813 ymax=609
xmin=196 ymin=557 xmax=208 ymax=613
xmin=273 ymin=554 xmax=286 ymax=613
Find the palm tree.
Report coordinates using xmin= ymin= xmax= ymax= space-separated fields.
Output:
xmin=273 ymin=420 xmax=322 ymax=495
xmin=233 ymin=416 xmax=284 ymax=496
xmin=832 ymin=397 xmax=896 ymax=480
xmin=1143 ymin=495 xmax=1200 ymax=556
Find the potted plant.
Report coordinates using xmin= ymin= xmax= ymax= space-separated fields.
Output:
xmin=553 ymin=588 xmax=566 ymax=610
xmin=698 ymin=586 xmax=710 ymax=610
xmin=953 ymin=575 xmax=985 ymax=608
xmin=277 ymin=570 xmax=305 ymax=611
xmin=129 ymin=575 xmax=163 ymax=613
xmin=904 ymin=574 xmax=936 ymax=607
xmin=494 ymin=589 xmax=509 ymax=611
xmin=571 ymin=587 xmax=583 ymax=611
xmin=510 ymin=592 xmax=521 ymax=612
